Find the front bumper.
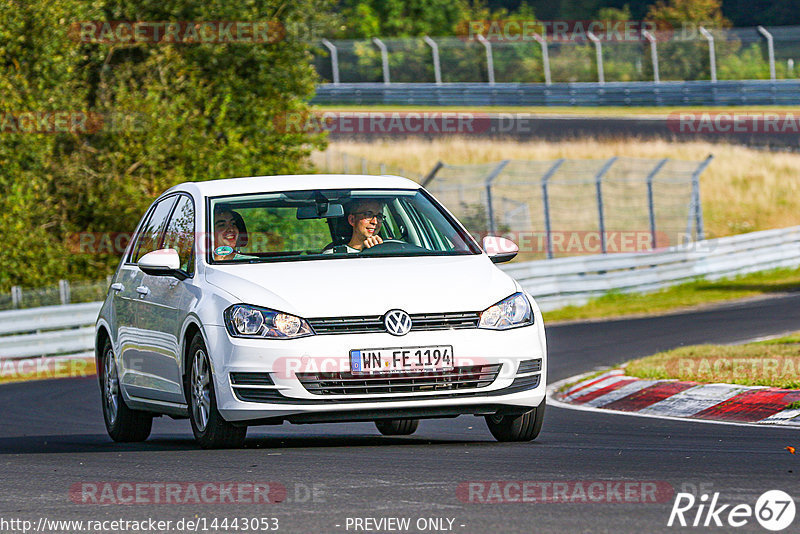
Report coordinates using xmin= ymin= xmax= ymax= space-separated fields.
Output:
xmin=203 ymin=320 xmax=547 ymax=424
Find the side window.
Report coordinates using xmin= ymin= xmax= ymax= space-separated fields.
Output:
xmin=131 ymin=197 xmax=178 ymax=263
xmin=162 ymin=195 xmax=195 ymax=273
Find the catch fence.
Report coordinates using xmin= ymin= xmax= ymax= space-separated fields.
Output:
xmin=315 ymin=151 xmax=713 ymax=259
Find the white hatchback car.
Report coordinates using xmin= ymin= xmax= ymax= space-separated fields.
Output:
xmin=95 ymin=174 xmax=547 ymax=448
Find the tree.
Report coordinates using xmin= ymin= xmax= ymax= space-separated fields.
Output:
xmin=0 ymin=0 xmax=334 ymax=290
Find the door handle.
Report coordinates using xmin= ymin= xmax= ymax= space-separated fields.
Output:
xmin=135 ymin=285 xmax=150 ymax=297
xmin=110 ymin=283 xmax=124 ymax=292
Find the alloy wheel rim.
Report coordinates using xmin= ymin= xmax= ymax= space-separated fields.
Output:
xmin=104 ymin=349 xmax=119 ymax=425
xmin=191 ymin=349 xmax=211 ymax=432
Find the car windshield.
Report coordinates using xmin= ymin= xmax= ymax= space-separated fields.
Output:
xmin=208 ymin=188 xmax=481 ymax=263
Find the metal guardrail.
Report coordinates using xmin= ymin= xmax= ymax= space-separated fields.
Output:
xmin=1 ymin=226 xmax=799 ymax=360
xmin=503 ymin=226 xmax=800 ymax=311
xmin=0 ymin=302 xmax=101 ymax=361
xmin=313 ymin=80 xmax=800 ymax=107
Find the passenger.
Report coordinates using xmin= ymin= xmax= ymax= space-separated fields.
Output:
xmin=212 ymin=207 xmax=254 ymax=260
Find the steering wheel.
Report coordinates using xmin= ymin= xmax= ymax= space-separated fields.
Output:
xmin=360 ymin=239 xmax=426 ymax=255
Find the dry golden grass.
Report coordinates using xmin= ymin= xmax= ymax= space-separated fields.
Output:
xmin=325 ymin=138 xmax=800 ymax=238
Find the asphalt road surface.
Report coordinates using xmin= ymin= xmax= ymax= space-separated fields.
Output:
xmin=2 ymin=293 xmax=800 ymax=533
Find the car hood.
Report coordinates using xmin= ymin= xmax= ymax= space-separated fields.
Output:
xmin=204 ymin=254 xmax=517 ymax=318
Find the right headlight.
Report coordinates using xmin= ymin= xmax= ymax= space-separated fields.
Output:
xmin=224 ymin=304 xmax=314 ymax=339
xmin=478 ymin=292 xmax=534 ymax=330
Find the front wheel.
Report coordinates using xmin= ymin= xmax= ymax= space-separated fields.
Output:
xmin=375 ymin=418 xmax=419 ymax=436
xmin=186 ymin=334 xmax=247 ymax=449
xmin=485 ymin=400 xmax=545 ymax=442
xmin=100 ymin=339 xmax=152 ymax=442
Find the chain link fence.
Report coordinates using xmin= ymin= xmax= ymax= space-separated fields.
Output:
xmin=313 ymin=150 xmax=712 ymax=260
xmin=1 ymin=279 xmax=110 ymax=311
xmin=313 ymin=26 xmax=800 ymax=84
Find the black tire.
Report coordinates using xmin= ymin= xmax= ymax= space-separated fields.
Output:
xmin=100 ymin=339 xmax=153 ymax=442
xmin=375 ymin=418 xmax=419 ymax=436
xmin=186 ymin=334 xmax=247 ymax=449
xmin=485 ymin=400 xmax=546 ymax=442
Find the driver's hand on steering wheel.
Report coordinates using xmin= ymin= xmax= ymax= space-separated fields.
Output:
xmin=363 ymin=235 xmax=384 ymax=248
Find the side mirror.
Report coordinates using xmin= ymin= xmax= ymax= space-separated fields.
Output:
xmin=138 ymin=249 xmax=187 ymax=279
xmin=482 ymin=236 xmax=519 ymax=264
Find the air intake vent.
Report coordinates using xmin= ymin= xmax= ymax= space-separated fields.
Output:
xmin=517 ymin=359 xmax=542 ymax=374
xmin=230 ymin=372 xmax=274 ymax=386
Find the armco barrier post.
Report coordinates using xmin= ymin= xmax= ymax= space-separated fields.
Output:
xmin=699 ymin=27 xmax=717 ymax=83
xmin=757 ymin=26 xmax=776 ymax=81
xmin=373 ymin=37 xmax=390 ymax=84
xmin=476 ymin=34 xmax=495 ymax=85
xmin=646 ymin=158 xmax=669 ymax=248
xmin=532 ymin=33 xmax=551 ymax=85
xmin=540 ymin=159 xmax=565 ymax=259
xmin=320 ymin=39 xmax=340 ymax=85
xmin=485 ymin=160 xmax=510 ymax=235
xmin=594 ymin=157 xmax=618 ymax=253
xmin=11 ymin=286 xmax=22 ymax=309
xmin=421 ymin=161 xmax=444 ymax=188
xmin=587 ymin=31 xmax=604 ymax=84
xmin=423 ymin=36 xmax=442 ymax=84
xmin=693 ymin=155 xmax=713 ymax=242
xmin=58 ymin=279 xmax=71 ymax=305
xmin=642 ymin=30 xmax=660 ymax=83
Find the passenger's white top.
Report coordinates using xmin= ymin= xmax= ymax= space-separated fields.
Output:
xmin=165 ymin=174 xmax=420 ymax=198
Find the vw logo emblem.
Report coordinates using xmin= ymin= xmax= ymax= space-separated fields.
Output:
xmin=384 ymin=309 xmax=412 ymax=336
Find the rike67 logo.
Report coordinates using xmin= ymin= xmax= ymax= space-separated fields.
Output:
xmin=668 ymin=490 xmax=795 ymax=531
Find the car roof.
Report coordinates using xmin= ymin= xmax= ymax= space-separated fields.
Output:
xmin=164 ymin=174 xmax=421 ymax=199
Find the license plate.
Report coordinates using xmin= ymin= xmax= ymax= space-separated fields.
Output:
xmin=350 ymin=345 xmax=454 ymax=375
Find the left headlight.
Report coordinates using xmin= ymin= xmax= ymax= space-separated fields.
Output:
xmin=478 ymin=292 xmax=534 ymax=330
xmin=224 ymin=304 xmax=314 ymax=339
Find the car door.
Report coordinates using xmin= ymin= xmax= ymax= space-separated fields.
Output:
xmin=120 ymin=195 xmax=178 ymax=402
xmin=135 ymin=194 xmax=196 ymax=405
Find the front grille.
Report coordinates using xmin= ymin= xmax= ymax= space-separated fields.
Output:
xmin=517 ymin=359 xmax=542 ymax=374
xmin=307 ymin=311 xmax=480 ymax=335
xmin=297 ymin=364 xmax=502 ymax=395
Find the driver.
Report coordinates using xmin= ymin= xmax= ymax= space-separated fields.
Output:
xmin=324 ymin=199 xmax=385 ymax=254
xmin=346 ymin=199 xmax=385 ymax=251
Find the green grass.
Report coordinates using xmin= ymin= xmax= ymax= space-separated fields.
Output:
xmin=624 ymin=333 xmax=800 ymax=389
xmin=542 ymin=266 xmax=800 ymax=323
xmin=316 ymin=104 xmax=800 ymax=117
xmin=786 ymin=401 xmax=800 ymax=410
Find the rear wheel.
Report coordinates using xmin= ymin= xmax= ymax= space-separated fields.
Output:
xmin=100 ymin=339 xmax=152 ymax=442
xmin=485 ymin=400 xmax=545 ymax=442
xmin=375 ymin=418 xmax=419 ymax=436
xmin=186 ymin=334 xmax=247 ymax=449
